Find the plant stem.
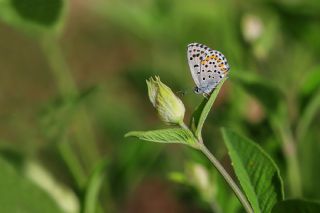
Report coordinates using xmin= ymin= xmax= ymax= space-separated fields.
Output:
xmin=198 ymin=141 xmax=254 ymax=213
xmin=58 ymin=138 xmax=86 ymax=188
xmin=179 ymin=121 xmax=189 ymax=130
xmin=40 ymin=35 xmax=99 ymax=186
xmin=278 ymin=124 xmax=302 ymax=197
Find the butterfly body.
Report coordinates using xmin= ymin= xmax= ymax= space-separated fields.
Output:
xmin=187 ymin=43 xmax=230 ymax=96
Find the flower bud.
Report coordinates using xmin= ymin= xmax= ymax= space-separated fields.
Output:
xmin=146 ymin=76 xmax=185 ymax=125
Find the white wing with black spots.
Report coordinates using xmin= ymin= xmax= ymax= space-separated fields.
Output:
xmin=187 ymin=42 xmax=230 ymax=95
xmin=187 ymin=43 xmax=212 ymax=87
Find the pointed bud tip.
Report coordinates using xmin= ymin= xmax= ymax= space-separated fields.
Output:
xmin=146 ymin=76 xmax=185 ymax=125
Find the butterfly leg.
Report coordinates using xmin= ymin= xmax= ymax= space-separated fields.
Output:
xmin=203 ymin=93 xmax=210 ymax=99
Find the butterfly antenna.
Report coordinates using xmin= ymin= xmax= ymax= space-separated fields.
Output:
xmin=176 ymin=88 xmax=192 ymax=97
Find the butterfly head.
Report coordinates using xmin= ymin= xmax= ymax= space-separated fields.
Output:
xmin=194 ymin=86 xmax=202 ymax=94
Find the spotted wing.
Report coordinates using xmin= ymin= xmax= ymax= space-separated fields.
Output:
xmin=187 ymin=43 xmax=212 ymax=87
xmin=199 ymin=50 xmax=230 ymax=93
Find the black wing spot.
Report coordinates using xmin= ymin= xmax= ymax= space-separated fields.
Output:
xmin=209 ymin=75 xmax=211 ymax=78
xmin=205 ymin=65 xmax=208 ymax=68
xmin=199 ymin=57 xmax=203 ymax=60
xmin=203 ymin=77 xmax=205 ymax=80
xmin=190 ymin=57 xmax=193 ymax=60
xmin=208 ymin=70 xmax=212 ymax=72
xmin=194 ymin=64 xmax=199 ymax=68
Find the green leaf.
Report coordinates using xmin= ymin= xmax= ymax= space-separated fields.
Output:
xmin=0 ymin=157 xmax=64 ymax=213
xmin=191 ymin=78 xmax=227 ymax=139
xmin=0 ymin=0 xmax=66 ymax=35
xmin=83 ymin=159 xmax=108 ymax=213
xmin=272 ymin=199 xmax=320 ymax=213
xmin=222 ymin=128 xmax=284 ymax=213
xmin=125 ymin=128 xmax=198 ymax=149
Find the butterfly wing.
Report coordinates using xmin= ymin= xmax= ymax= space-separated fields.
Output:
xmin=187 ymin=43 xmax=212 ymax=87
xmin=199 ymin=49 xmax=230 ymax=93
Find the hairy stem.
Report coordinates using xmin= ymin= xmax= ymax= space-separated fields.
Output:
xmin=198 ymin=140 xmax=254 ymax=213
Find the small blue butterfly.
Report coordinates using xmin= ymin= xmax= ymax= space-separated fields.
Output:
xmin=187 ymin=43 xmax=230 ymax=96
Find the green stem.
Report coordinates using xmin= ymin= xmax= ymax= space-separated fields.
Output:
xmin=278 ymin=124 xmax=302 ymax=197
xmin=179 ymin=121 xmax=189 ymax=130
xmin=40 ymin=35 xmax=99 ymax=186
xmin=199 ymin=141 xmax=254 ymax=213
xmin=58 ymin=139 xmax=86 ymax=188
xmin=179 ymin=122 xmax=252 ymax=212
xmin=82 ymin=159 xmax=109 ymax=213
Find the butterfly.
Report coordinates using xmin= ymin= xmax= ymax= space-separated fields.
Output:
xmin=187 ymin=43 xmax=230 ymax=96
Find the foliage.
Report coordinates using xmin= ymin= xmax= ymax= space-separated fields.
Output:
xmin=0 ymin=0 xmax=320 ymax=212
xmin=0 ymin=157 xmax=64 ymax=213
xmin=222 ymin=128 xmax=283 ymax=213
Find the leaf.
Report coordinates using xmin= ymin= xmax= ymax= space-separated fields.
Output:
xmin=83 ymin=159 xmax=108 ymax=213
xmin=0 ymin=0 xmax=65 ymax=35
xmin=191 ymin=78 xmax=227 ymax=139
xmin=125 ymin=128 xmax=198 ymax=149
xmin=0 ymin=157 xmax=64 ymax=213
xmin=272 ymin=199 xmax=320 ymax=213
xmin=222 ymin=128 xmax=284 ymax=213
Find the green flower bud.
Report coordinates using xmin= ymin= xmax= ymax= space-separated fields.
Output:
xmin=146 ymin=76 xmax=185 ymax=125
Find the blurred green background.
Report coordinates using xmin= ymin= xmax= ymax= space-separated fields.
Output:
xmin=0 ymin=0 xmax=319 ymax=212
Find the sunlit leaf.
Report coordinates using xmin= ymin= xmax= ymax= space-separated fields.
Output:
xmin=125 ymin=128 xmax=198 ymax=149
xmin=222 ymin=128 xmax=284 ymax=213
xmin=191 ymin=78 xmax=227 ymax=139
